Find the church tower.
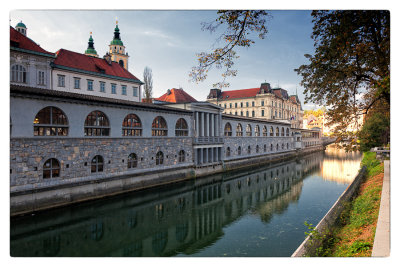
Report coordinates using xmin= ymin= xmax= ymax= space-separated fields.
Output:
xmin=84 ymin=32 xmax=98 ymax=57
xmin=109 ymin=20 xmax=129 ymax=70
xmin=15 ymin=21 xmax=27 ymax=36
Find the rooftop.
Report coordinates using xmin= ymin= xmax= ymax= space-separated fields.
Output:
xmin=155 ymin=88 xmax=198 ymax=103
xmin=10 ymin=26 xmax=54 ymax=56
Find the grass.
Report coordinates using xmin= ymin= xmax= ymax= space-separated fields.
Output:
xmin=309 ymin=152 xmax=384 ymax=257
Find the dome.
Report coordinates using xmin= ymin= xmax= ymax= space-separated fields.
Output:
xmin=16 ymin=21 xmax=26 ymax=28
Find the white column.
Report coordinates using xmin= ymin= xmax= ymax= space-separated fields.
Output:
xmin=195 ymin=112 xmax=199 ymax=137
xmin=199 ymin=148 xmax=203 ymax=165
xmin=205 ymin=113 xmax=209 ymax=137
xmin=211 ymin=114 xmax=214 ymax=137
xmin=201 ymin=112 xmax=205 ymax=137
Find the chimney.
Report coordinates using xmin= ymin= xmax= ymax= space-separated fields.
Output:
xmin=103 ymin=53 xmax=112 ymax=65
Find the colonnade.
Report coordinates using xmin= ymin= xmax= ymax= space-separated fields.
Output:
xmin=195 ymin=111 xmax=222 ymax=137
xmin=194 ymin=147 xmax=222 ymax=165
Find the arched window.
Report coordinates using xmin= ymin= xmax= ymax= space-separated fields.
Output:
xmin=247 ymin=145 xmax=251 ymax=154
xmin=127 ymin=153 xmax=138 ymax=168
xmin=152 ymin=116 xmax=168 ymax=136
xmin=33 ymin=106 xmax=68 ymax=136
xmin=271 ymin=143 xmax=273 ymax=151
xmin=91 ymin=155 xmax=104 ymax=173
xmin=85 ymin=111 xmax=110 ymax=136
xmin=286 ymin=128 xmax=290 ymax=137
xmin=236 ymin=123 xmax=243 ymax=136
xmin=122 ymin=114 xmax=142 ymax=136
xmin=264 ymin=144 xmax=267 ymax=152
xmin=262 ymin=126 xmax=268 ymax=136
xmin=224 ymin=123 xmax=232 ymax=136
xmin=281 ymin=127 xmax=285 ymax=137
xmin=11 ymin=64 xmax=27 ymax=83
xmin=255 ymin=125 xmax=260 ymax=136
xmin=238 ymin=146 xmax=242 ymax=155
xmin=156 ymin=151 xmax=164 ymax=165
xmin=246 ymin=124 xmax=252 ymax=136
xmin=226 ymin=147 xmax=231 ymax=157
xmin=175 ymin=118 xmax=188 ymax=136
xmin=178 ymin=150 xmax=185 ymax=162
xmin=276 ymin=143 xmax=279 ymax=150
xmin=119 ymin=60 xmax=124 ymax=68
xmin=270 ymin=126 xmax=274 ymax=137
xmin=256 ymin=145 xmax=259 ymax=153
xmin=43 ymin=158 xmax=60 ymax=179
xmin=276 ymin=127 xmax=279 ymax=137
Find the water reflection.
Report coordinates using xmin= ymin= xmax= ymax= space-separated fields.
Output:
xmin=10 ymin=148 xmax=357 ymax=257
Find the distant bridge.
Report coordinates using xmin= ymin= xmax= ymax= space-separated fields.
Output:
xmin=322 ymin=137 xmax=337 ymax=147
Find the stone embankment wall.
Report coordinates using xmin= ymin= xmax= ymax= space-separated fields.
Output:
xmin=291 ymin=166 xmax=367 ymax=257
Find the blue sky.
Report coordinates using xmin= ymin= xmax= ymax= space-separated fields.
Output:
xmin=10 ymin=10 xmax=318 ymax=109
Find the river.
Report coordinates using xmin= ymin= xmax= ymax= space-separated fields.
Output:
xmin=10 ymin=146 xmax=362 ymax=257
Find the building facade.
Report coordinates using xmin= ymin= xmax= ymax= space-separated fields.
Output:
xmin=206 ymin=82 xmax=304 ymax=129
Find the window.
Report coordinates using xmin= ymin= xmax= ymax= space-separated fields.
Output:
xmin=235 ymin=103 xmax=238 ymax=108
xmin=276 ymin=127 xmax=280 ymax=137
xmin=235 ymin=111 xmax=237 ymax=115
xmin=247 ymin=145 xmax=251 ymax=154
xmin=91 ymin=155 xmax=104 ymax=173
xmin=252 ymin=101 xmax=255 ymax=107
xmin=271 ymin=144 xmax=273 ymax=151
xmin=230 ymin=103 xmax=232 ymax=108
xmin=122 ymin=114 xmax=142 ymax=136
xmin=238 ymin=146 xmax=242 ymax=155
xmin=246 ymin=111 xmax=249 ymax=117
xmin=128 ymin=153 xmax=138 ymax=168
xmin=264 ymin=144 xmax=267 ymax=152
xmin=175 ymin=118 xmax=188 ymax=136
xmin=262 ymin=126 xmax=267 ymax=136
xmin=224 ymin=104 xmax=227 ymax=108
xmin=133 ymin=87 xmax=138 ymax=97
xmin=87 ymin=80 xmax=93 ymax=91
xmin=256 ymin=145 xmax=259 ymax=153
xmin=11 ymin=64 xmax=27 ymax=83
xmin=100 ymin=81 xmax=105 ymax=92
xmin=156 ymin=151 xmax=164 ymax=165
xmin=57 ymin=75 xmax=65 ymax=87
xmin=152 ymin=116 xmax=168 ymax=136
xmin=281 ymin=127 xmax=285 ymax=137
xmin=226 ymin=147 xmax=231 ymax=157
xmin=38 ymin=71 xmax=45 ymax=85
xmin=236 ymin=123 xmax=243 ymax=136
xmin=287 ymin=143 xmax=289 ymax=149
xmin=276 ymin=143 xmax=279 ymax=150
xmin=122 ymin=85 xmax=127 ymax=95
xmin=111 ymin=84 xmax=117 ymax=94
xmin=252 ymin=111 xmax=255 ymax=117
xmin=178 ymin=150 xmax=185 ymax=163
xmin=246 ymin=124 xmax=252 ymax=136
xmin=224 ymin=122 xmax=232 ymax=136
xmin=286 ymin=128 xmax=290 ymax=137
xmin=84 ymin=111 xmax=110 ymax=136
xmin=282 ymin=143 xmax=284 ymax=150
xmin=240 ymin=102 xmax=243 ymax=108
xmin=33 ymin=106 xmax=69 ymax=136
xmin=43 ymin=158 xmax=60 ymax=179
xmin=74 ymin=78 xmax=81 ymax=89
xmin=261 ymin=100 xmax=264 ymax=106
xmin=270 ymin=126 xmax=274 ymax=137
xmin=240 ymin=111 xmax=243 ymax=116
xmin=261 ymin=110 xmax=264 ymax=117
xmin=255 ymin=125 xmax=260 ymax=136
xmin=246 ymin=102 xmax=249 ymax=107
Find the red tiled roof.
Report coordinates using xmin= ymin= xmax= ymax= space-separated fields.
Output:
xmin=155 ymin=88 xmax=197 ymax=103
xmin=219 ymin=88 xmax=260 ymax=100
xmin=53 ymin=49 xmax=141 ymax=82
xmin=10 ymin=26 xmax=54 ymax=56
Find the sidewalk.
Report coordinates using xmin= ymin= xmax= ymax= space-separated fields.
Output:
xmin=371 ymin=160 xmax=390 ymax=256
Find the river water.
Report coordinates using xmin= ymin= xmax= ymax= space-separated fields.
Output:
xmin=10 ymin=146 xmax=362 ymax=257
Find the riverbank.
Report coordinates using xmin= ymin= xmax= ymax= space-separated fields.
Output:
xmin=298 ymin=152 xmax=385 ymax=257
xmin=10 ymin=145 xmax=323 ymax=217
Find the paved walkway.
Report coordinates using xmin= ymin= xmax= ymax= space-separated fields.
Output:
xmin=371 ymin=160 xmax=390 ymax=256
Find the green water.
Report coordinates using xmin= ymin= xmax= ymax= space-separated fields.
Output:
xmin=10 ymin=147 xmax=362 ymax=257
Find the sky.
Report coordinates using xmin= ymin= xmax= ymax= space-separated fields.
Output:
xmin=9 ymin=10 xmax=319 ymax=109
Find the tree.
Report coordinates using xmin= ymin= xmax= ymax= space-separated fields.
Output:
xmin=358 ymin=112 xmax=389 ymax=151
xmin=143 ymin=66 xmax=153 ymax=103
xmin=295 ymin=10 xmax=390 ymax=148
xmin=190 ymin=10 xmax=270 ymax=88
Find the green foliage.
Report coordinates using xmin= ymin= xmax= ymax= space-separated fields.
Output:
xmin=295 ymin=11 xmax=390 ymax=147
xmin=349 ymin=241 xmax=371 ymax=254
xmin=190 ymin=10 xmax=270 ymax=88
xmin=359 ymin=113 xmax=390 ymax=151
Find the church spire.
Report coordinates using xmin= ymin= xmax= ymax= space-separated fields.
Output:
xmin=108 ymin=20 xmax=129 ymax=69
xmin=85 ymin=32 xmax=98 ymax=57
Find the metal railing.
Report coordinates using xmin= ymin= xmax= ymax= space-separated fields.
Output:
xmin=194 ymin=136 xmax=224 ymax=144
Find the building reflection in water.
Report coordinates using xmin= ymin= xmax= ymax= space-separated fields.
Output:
xmin=319 ymin=146 xmax=363 ymax=184
xmin=12 ymin=150 xmax=335 ymax=257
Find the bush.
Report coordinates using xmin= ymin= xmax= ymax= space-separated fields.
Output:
xmin=358 ymin=112 xmax=389 ymax=152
